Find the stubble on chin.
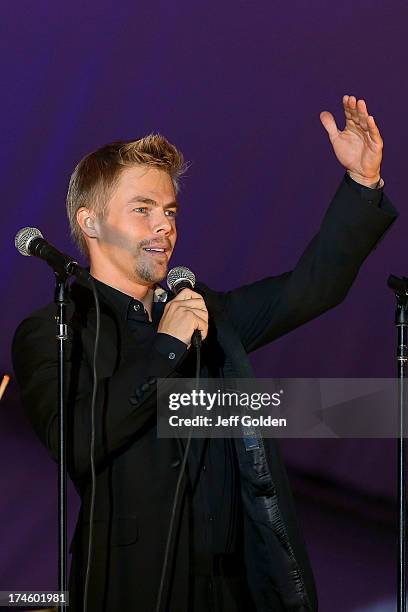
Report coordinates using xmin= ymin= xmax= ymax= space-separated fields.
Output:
xmin=135 ymin=260 xmax=168 ymax=285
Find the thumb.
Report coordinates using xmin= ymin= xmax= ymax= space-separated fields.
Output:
xmin=319 ymin=111 xmax=339 ymax=141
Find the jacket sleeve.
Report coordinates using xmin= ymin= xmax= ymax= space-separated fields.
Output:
xmin=11 ymin=313 xmax=186 ymax=482
xmin=221 ymin=177 xmax=398 ymax=353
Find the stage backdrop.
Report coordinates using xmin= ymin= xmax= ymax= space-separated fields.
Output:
xmin=1 ymin=2 xmax=407 ymax=610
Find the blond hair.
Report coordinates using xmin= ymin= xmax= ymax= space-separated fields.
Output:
xmin=66 ymin=134 xmax=187 ymax=256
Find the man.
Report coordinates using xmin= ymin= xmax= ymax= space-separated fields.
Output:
xmin=12 ymin=96 xmax=397 ymax=611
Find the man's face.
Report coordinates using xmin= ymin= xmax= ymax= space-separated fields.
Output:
xmin=90 ymin=165 xmax=178 ymax=285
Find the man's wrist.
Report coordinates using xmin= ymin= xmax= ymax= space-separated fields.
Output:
xmin=347 ymin=170 xmax=383 ymax=189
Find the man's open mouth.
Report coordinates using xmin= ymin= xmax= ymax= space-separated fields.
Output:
xmin=143 ymin=247 xmax=166 ymax=255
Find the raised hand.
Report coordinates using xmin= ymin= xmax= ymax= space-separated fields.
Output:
xmin=320 ymin=95 xmax=383 ymax=187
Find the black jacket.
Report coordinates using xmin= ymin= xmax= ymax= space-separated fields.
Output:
xmin=12 ymin=177 xmax=397 ymax=611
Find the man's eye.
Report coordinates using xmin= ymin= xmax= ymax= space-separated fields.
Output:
xmin=133 ymin=207 xmax=147 ymax=213
xmin=165 ymin=210 xmax=178 ymax=217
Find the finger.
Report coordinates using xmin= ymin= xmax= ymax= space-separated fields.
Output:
xmin=172 ymin=299 xmax=208 ymax=314
xmin=165 ymin=298 xmax=207 ymax=317
xmin=367 ymin=115 xmax=383 ymax=146
xmin=193 ymin=316 xmax=209 ymax=337
xmin=191 ymin=312 xmax=209 ymax=325
xmin=356 ymin=98 xmax=368 ymax=114
xmin=184 ymin=311 xmax=209 ymax=335
xmin=348 ymin=95 xmax=357 ymax=112
xmin=356 ymin=99 xmax=369 ymax=130
xmin=319 ymin=111 xmax=339 ymax=140
xmin=343 ymin=94 xmax=351 ymax=115
xmin=172 ymin=288 xmax=201 ymax=301
xmin=342 ymin=95 xmax=355 ymax=126
xmin=175 ymin=288 xmax=200 ymax=299
xmin=173 ymin=297 xmax=207 ymax=309
xmin=183 ymin=306 xmax=209 ymax=318
xmin=346 ymin=95 xmax=359 ymax=125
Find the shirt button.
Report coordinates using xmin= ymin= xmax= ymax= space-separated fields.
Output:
xmin=168 ymin=352 xmax=176 ymax=360
xmin=133 ymin=303 xmax=141 ymax=311
xmin=209 ymin=515 xmax=214 ymax=522
xmin=202 ymin=465 xmax=206 ymax=472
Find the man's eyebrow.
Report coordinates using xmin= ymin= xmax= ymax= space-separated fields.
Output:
xmin=128 ymin=196 xmax=180 ymax=208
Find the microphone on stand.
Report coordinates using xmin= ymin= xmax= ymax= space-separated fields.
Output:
xmin=166 ymin=266 xmax=202 ymax=350
xmin=14 ymin=227 xmax=90 ymax=282
xmin=14 ymin=226 xmax=93 ymax=604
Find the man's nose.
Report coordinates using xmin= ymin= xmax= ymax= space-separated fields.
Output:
xmin=151 ymin=209 xmax=172 ymax=234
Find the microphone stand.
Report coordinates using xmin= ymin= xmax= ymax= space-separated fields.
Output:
xmin=55 ymin=273 xmax=69 ymax=610
xmin=15 ymin=229 xmax=91 ymax=608
xmin=388 ymin=275 xmax=408 ymax=612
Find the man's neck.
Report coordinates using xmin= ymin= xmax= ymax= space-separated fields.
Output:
xmin=90 ymin=266 xmax=156 ymax=319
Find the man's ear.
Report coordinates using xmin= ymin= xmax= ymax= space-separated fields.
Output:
xmin=77 ymin=208 xmax=99 ymax=239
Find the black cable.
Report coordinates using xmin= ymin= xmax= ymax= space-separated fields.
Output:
xmin=155 ymin=334 xmax=201 ymax=612
xmin=83 ymin=277 xmax=100 ymax=612
xmin=80 ymin=279 xmax=200 ymax=611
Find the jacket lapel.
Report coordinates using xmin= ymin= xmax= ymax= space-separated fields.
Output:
xmin=199 ymin=284 xmax=254 ymax=378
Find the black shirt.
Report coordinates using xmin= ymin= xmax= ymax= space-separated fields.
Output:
xmin=93 ymin=278 xmax=242 ymax=555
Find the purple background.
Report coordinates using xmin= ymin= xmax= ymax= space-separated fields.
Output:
xmin=1 ymin=1 xmax=407 ymax=609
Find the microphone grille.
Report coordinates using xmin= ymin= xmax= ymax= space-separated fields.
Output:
xmin=167 ymin=266 xmax=196 ymax=292
xmin=15 ymin=227 xmax=43 ymax=256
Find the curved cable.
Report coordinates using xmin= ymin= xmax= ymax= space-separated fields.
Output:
xmin=155 ymin=334 xmax=201 ymax=612
xmin=83 ymin=277 xmax=100 ymax=612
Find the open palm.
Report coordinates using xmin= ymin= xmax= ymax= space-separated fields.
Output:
xmin=320 ymin=95 xmax=383 ymax=185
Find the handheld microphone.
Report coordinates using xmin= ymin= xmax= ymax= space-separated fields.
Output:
xmin=15 ymin=227 xmax=90 ymax=282
xmin=167 ymin=266 xmax=202 ymax=349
